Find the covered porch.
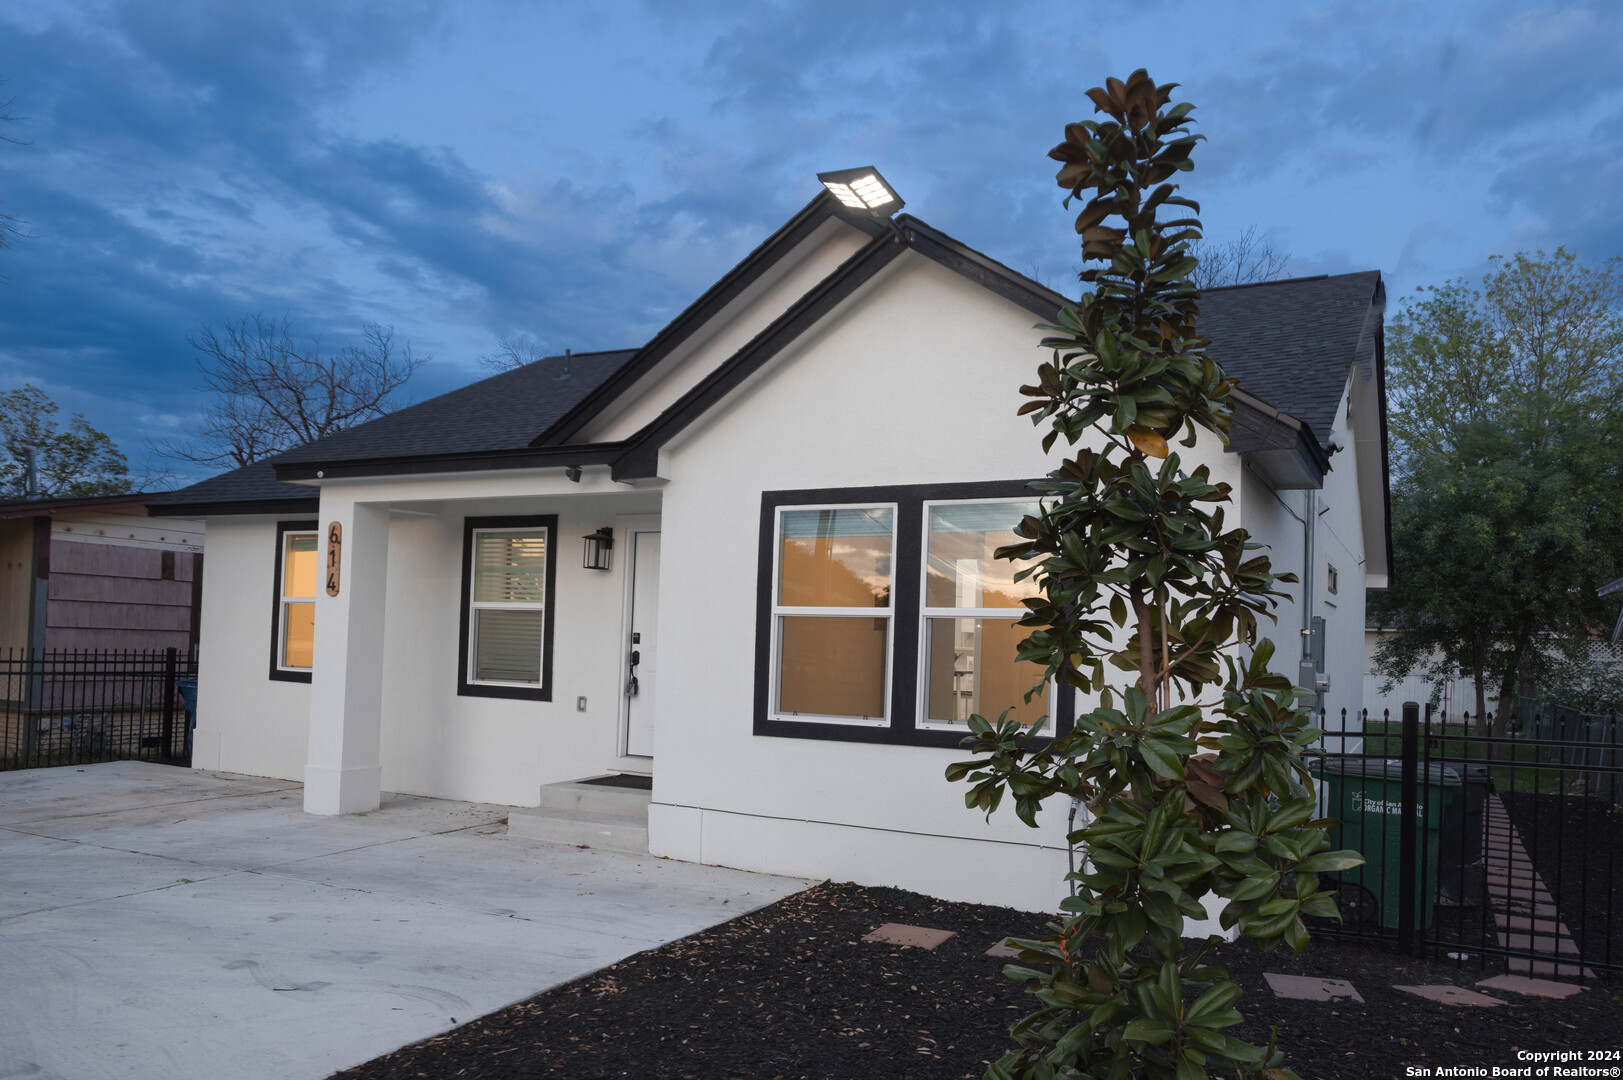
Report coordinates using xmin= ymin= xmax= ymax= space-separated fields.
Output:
xmin=268 ymin=471 xmax=664 ymax=816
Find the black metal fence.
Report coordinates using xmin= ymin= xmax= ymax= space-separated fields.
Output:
xmin=1308 ymin=702 xmax=1620 ymax=979
xmin=1 ymin=648 xmax=196 ymax=771
xmin=1517 ymin=697 xmax=1622 ymax=808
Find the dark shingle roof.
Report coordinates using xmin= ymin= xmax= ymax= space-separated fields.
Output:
xmin=149 ymin=349 xmax=637 ymax=512
xmin=145 ymin=457 xmax=316 ymax=512
xmin=272 ymin=348 xmax=637 ymax=464
xmin=1200 ymin=271 xmax=1383 ymax=444
xmin=148 ymin=224 xmax=1381 ymax=512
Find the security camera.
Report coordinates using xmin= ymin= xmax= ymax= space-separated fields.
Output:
xmin=1326 ymin=430 xmax=1345 ymax=455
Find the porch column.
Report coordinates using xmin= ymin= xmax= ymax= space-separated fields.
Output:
xmin=304 ymin=500 xmax=389 ymax=815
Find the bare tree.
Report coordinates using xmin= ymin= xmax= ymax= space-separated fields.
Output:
xmin=158 ymin=314 xmax=426 ymax=468
xmin=1186 ymin=225 xmax=1291 ymax=289
xmin=477 ymin=336 xmax=548 ymax=373
xmin=1 ymin=83 xmax=32 ymax=258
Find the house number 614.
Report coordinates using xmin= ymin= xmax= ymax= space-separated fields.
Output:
xmin=326 ymin=522 xmax=342 ymax=597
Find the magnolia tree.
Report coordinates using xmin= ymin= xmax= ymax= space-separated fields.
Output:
xmin=946 ymin=70 xmax=1360 ymax=1080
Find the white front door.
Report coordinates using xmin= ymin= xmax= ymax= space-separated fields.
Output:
xmin=624 ymin=530 xmax=660 ymax=758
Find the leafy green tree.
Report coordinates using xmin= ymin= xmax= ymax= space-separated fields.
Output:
xmin=946 ymin=70 xmax=1358 ymax=1080
xmin=1385 ymin=249 xmax=1623 ymax=466
xmin=0 ymin=384 xmax=131 ymax=498
xmin=1374 ymin=249 xmax=1623 ymax=729
xmin=1374 ymin=400 xmax=1623 ymax=735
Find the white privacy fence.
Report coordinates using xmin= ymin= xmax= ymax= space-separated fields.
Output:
xmin=1363 ymin=671 xmax=1496 ymax=725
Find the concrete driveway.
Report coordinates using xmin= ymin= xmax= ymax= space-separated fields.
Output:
xmin=0 ymin=762 xmax=813 ymax=1080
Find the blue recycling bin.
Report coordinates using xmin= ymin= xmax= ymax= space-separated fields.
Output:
xmin=177 ymin=677 xmax=198 ymax=755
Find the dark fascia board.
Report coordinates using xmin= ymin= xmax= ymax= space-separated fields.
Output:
xmin=1370 ymin=277 xmax=1395 ymax=591
xmin=147 ymin=497 xmax=320 ymax=518
xmin=611 ymin=231 xmax=908 ymax=480
xmin=897 ymin=216 xmax=1070 ymax=320
xmin=532 ymin=190 xmax=889 ymax=449
xmin=273 ymin=441 xmax=631 ymax=483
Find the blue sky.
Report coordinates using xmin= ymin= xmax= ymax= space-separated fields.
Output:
xmin=2 ymin=1 xmax=1621 ymax=483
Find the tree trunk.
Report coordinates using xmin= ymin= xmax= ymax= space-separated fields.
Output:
xmin=1492 ymin=641 xmax=1526 ymax=743
xmin=1472 ymin=659 xmax=1489 ymax=739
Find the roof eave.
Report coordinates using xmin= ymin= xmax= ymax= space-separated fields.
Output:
xmin=147 ymin=497 xmax=319 ymax=518
xmin=272 ymin=441 xmax=631 ymax=483
xmin=0 ymin=492 xmax=158 ymax=519
xmin=1226 ymin=388 xmax=1329 ymax=490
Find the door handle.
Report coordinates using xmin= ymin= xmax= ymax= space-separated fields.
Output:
xmin=626 ymin=675 xmax=639 ymax=697
xmin=630 ymin=650 xmax=641 ymax=667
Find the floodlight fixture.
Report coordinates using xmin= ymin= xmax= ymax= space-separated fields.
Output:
xmin=817 ymin=166 xmax=904 ymax=216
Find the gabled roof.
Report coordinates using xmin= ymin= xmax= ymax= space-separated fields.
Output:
xmin=1201 ymin=271 xmax=1384 ymax=444
xmin=536 ymin=191 xmax=884 ymax=448
xmin=150 ymin=196 xmax=1385 ymax=512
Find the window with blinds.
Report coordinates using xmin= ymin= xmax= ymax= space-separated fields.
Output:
xmin=469 ymin=529 xmax=549 ymax=684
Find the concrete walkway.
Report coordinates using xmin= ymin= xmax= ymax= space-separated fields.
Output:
xmin=0 ymin=761 xmax=814 ymax=1080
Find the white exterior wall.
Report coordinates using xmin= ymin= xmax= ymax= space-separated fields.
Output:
xmin=191 ymin=517 xmax=310 ymax=780
xmin=648 ymin=253 xmax=1246 ymax=914
xmin=1236 ymin=378 xmax=1369 ymax=733
xmin=194 ymin=474 xmax=659 ymax=807
xmin=369 ymin=488 xmax=659 ymax=806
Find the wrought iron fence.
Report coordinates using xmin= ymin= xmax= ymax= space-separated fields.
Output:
xmin=1 ymin=648 xmax=196 ymax=770
xmin=1308 ymin=702 xmax=1620 ymax=979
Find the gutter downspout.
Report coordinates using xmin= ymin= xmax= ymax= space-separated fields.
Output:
xmin=1300 ymin=490 xmax=1317 ymax=710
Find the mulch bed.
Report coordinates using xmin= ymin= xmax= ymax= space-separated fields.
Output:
xmin=1501 ymin=790 xmax=1623 ymax=965
xmin=333 ymin=881 xmax=1620 ymax=1080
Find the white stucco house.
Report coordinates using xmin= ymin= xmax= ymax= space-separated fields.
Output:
xmin=148 ymin=185 xmax=1391 ymax=912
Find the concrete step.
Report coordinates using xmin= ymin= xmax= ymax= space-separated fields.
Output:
xmin=506 ymin=806 xmax=649 ymax=854
xmin=533 ymin=778 xmax=652 ymax=818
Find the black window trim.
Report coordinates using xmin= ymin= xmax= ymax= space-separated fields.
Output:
xmin=753 ymin=480 xmax=1074 ymax=749
xmin=268 ymin=519 xmax=318 ymax=684
xmin=457 ymin=514 xmax=559 ymax=701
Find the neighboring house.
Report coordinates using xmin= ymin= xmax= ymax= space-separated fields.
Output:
xmin=0 ymin=493 xmax=205 ymax=661
xmin=148 ymin=185 xmax=1391 ymax=912
xmin=1362 ymin=615 xmax=1496 ymax=724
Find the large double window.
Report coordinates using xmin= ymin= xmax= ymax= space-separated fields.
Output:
xmin=270 ymin=520 xmax=318 ymax=683
xmin=755 ymin=482 xmax=1069 ymax=747
xmin=458 ymin=515 xmax=558 ymax=700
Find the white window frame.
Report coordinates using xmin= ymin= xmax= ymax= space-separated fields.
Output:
xmin=768 ymin=501 xmax=898 ymax=728
xmin=276 ymin=528 xmax=317 ymax=673
xmin=466 ymin=525 xmax=550 ymax=688
xmin=916 ymin=496 xmax=1051 ymax=732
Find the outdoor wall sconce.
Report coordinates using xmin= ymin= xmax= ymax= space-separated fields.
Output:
xmin=582 ymin=527 xmax=614 ymax=571
xmin=817 ymin=166 xmax=904 ymax=216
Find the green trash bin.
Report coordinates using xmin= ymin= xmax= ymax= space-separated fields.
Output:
xmin=1309 ymin=758 xmax=1460 ymax=930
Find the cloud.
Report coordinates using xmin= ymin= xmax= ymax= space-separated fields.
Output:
xmin=1487 ymin=110 xmax=1623 ymax=259
xmin=5 ymin=0 xmax=1623 ymax=489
